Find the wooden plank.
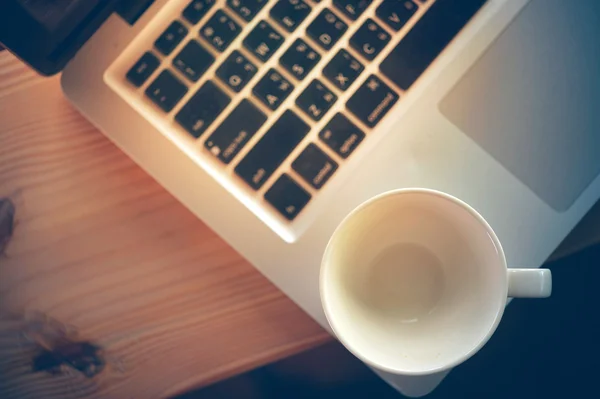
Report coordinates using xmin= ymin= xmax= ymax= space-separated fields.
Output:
xmin=0 ymin=53 xmax=41 ymax=98
xmin=0 ymin=53 xmax=329 ymax=399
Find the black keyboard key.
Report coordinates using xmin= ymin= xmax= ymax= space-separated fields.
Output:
xmin=322 ymin=49 xmax=364 ymax=91
xmin=347 ymin=75 xmax=398 ymax=127
xmin=381 ymin=0 xmax=487 ymax=90
xmin=155 ymin=21 xmax=188 ymax=55
xmin=319 ymin=113 xmax=365 ymax=158
xmin=306 ymin=9 xmax=348 ymax=51
xmin=292 ymin=143 xmax=338 ymax=189
xmin=173 ymin=40 xmax=214 ymax=82
xmin=253 ymin=69 xmax=294 ymax=110
xmin=126 ymin=52 xmax=159 ymax=87
xmin=270 ymin=0 xmax=311 ymax=32
xmin=296 ymin=79 xmax=337 ymax=121
xmin=376 ymin=0 xmax=418 ymax=31
xmin=216 ymin=50 xmax=257 ymax=92
xmin=175 ymin=81 xmax=230 ymax=138
xmin=227 ymin=0 xmax=267 ymax=22
xmin=205 ymin=100 xmax=267 ymax=163
xmin=333 ymin=0 xmax=372 ymax=20
xmin=145 ymin=70 xmax=188 ymax=112
xmin=280 ymin=39 xmax=321 ymax=80
xmin=265 ymin=174 xmax=311 ymax=220
xmin=182 ymin=0 xmax=215 ymax=24
xmin=243 ymin=21 xmax=284 ymax=62
xmin=350 ymin=19 xmax=390 ymax=61
xmin=236 ymin=110 xmax=310 ymax=189
xmin=200 ymin=9 xmax=241 ymax=52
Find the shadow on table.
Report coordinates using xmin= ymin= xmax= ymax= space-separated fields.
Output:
xmin=176 ymin=243 xmax=600 ymax=399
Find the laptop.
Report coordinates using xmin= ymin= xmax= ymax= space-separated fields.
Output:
xmin=2 ymin=0 xmax=599 ymax=395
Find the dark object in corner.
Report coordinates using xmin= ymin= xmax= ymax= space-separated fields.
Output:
xmin=115 ymin=0 xmax=156 ymax=25
xmin=0 ymin=197 xmax=15 ymax=255
xmin=0 ymin=0 xmax=119 ymax=75
xmin=33 ymin=341 xmax=105 ymax=378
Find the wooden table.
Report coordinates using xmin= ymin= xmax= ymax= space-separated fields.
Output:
xmin=1 ymin=51 xmax=599 ymax=399
xmin=0 ymin=53 xmax=329 ymax=399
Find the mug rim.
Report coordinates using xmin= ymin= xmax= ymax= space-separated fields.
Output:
xmin=320 ymin=188 xmax=508 ymax=376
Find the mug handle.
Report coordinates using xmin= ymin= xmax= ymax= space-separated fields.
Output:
xmin=507 ymin=269 xmax=552 ymax=298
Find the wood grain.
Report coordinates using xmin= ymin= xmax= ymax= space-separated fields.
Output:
xmin=0 ymin=52 xmax=329 ymax=399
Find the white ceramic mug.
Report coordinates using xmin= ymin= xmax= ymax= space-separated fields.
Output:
xmin=320 ymin=188 xmax=552 ymax=376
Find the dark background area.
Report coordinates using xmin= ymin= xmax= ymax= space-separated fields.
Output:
xmin=177 ymin=243 xmax=600 ymax=399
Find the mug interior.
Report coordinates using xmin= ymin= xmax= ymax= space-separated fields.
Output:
xmin=321 ymin=190 xmax=507 ymax=374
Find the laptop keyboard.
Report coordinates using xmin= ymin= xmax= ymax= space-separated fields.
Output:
xmin=119 ymin=0 xmax=487 ymax=225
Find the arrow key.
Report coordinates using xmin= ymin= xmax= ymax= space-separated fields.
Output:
xmin=376 ymin=0 xmax=418 ymax=31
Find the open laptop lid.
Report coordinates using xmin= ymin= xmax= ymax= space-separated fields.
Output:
xmin=0 ymin=0 xmax=152 ymax=76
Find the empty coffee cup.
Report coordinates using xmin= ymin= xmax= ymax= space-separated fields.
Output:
xmin=320 ymin=188 xmax=551 ymax=375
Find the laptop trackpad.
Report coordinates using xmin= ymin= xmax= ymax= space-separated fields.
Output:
xmin=439 ymin=0 xmax=600 ymax=212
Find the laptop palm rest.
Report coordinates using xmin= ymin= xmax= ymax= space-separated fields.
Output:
xmin=439 ymin=0 xmax=600 ymax=212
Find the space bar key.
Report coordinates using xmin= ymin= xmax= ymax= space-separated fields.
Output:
xmin=380 ymin=0 xmax=487 ymax=91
